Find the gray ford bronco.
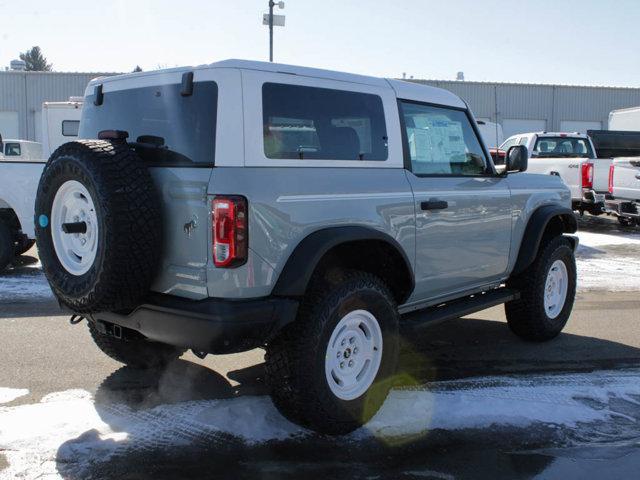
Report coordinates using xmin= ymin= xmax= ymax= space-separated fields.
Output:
xmin=35 ymin=60 xmax=578 ymax=434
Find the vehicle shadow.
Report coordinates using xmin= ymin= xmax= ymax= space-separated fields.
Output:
xmin=578 ymin=213 xmax=640 ymax=235
xmin=53 ymin=316 xmax=640 ymax=480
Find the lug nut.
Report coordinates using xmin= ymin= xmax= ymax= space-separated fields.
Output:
xmin=340 ymin=362 xmax=345 ymax=369
xmin=337 ymin=351 xmax=341 ymax=358
xmin=354 ymin=347 xmax=358 ymax=354
xmin=348 ymin=360 xmax=354 ymax=367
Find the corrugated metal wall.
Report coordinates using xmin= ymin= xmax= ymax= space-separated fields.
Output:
xmin=414 ymin=79 xmax=640 ymax=134
xmin=0 ymin=71 xmax=113 ymax=140
xmin=3 ymin=72 xmax=640 ymax=140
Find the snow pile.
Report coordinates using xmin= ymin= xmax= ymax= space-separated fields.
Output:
xmin=0 ymin=388 xmax=28 ymax=405
xmin=2 ymin=369 xmax=640 ymax=479
xmin=575 ymin=230 xmax=640 ymax=291
xmin=365 ymin=370 xmax=640 ymax=438
xmin=0 ymin=268 xmax=52 ymax=302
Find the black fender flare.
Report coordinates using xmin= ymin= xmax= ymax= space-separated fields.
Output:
xmin=272 ymin=226 xmax=414 ymax=300
xmin=512 ymin=205 xmax=577 ymax=275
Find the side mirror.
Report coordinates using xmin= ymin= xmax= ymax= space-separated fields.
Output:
xmin=506 ymin=145 xmax=528 ymax=173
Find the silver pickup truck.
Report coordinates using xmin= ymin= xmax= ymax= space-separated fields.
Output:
xmin=34 ymin=60 xmax=578 ymax=434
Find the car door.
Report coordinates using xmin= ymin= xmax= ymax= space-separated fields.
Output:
xmin=399 ymin=100 xmax=512 ymax=302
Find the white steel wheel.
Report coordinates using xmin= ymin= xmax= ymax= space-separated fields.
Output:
xmin=51 ymin=180 xmax=99 ymax=276
xmin=325 ymin=309 xmax=383 ymax=401
xmin=544 ymin=259 xmax=569 ymax=319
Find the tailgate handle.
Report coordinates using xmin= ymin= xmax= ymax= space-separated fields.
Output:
xmin=421 ymin=199 xmax=448 ymax=211
xmin=635 ymin=174 xmax=640 ymax=180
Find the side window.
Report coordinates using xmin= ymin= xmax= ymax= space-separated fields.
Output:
xmin=62 ymin=120 xmax=80 ymax=137
xmin=500 ymin=137 xmax=518 ymax=151
xmin=262 ymin=83 xmax=388 ymax=161
xmin=400 ymin=101 xmax=488 ymax=176
xmin=5 ymin=143 xmax=21 ymax=156
xmin=518 ymin=136 xmax=528 ymax=145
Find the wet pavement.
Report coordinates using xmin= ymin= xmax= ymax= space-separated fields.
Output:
xmin=2 ymin=214 xmax=640 ymax=479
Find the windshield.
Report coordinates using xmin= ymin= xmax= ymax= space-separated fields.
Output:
xmin=80 ymin=81 xmax=217 ymax=165
xmin=533 ymin=137 xmax=593 ymax=158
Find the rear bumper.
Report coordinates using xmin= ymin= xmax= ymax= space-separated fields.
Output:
xmin=605 ymin=199 xmax=640 ymax=218
xmin=92 ymin=294 xmax=299 ymax=354
xmin=573 ymin=190 xmax=605 ymax=214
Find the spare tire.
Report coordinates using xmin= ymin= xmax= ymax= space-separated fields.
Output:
xmin=35 ymin=140 xmax=162 ymax=313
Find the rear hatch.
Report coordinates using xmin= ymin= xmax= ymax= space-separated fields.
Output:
xmin=80 ymin=75 xmax=217 ymax=299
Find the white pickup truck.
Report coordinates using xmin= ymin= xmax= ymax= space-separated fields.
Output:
xmin=499 ymin=132 xmax=604 ymax=215
xmin=0 ymin=99 xmax=82 ymax=271
xmin=606 ymin=158 xmax=640 ymax=226
xmin=586 ymin=130 xmax=640 ymax=227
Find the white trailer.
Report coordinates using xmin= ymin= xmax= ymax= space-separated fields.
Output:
xmin=609 ymin=106 xmax=640 ymax=131
xmin=41 ymin=97 xmax=83 ymax=157
xmin=476 ymin=120 xmax=504 ymax=149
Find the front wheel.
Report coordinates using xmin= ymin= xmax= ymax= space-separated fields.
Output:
xmin=506 ymin=236 xmax=577 ymax=341
xmin=0 ymin=220 xmax=13 ymax=272
xmin=265 ymin=272 xmax=399 ymax=435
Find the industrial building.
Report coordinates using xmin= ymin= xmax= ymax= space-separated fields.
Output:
xmin=0 ymin=70 xmax=112 ymax=141
xmin=3 ymin=66 xmax=640 ymax=143
xmin=413 ymin=79 xmax=640 ymax=137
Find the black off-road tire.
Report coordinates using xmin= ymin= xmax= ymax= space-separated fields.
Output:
xmin=265 ymin=271 xmax=399 ymax=435
xmin=505 ymin=236 xmax=576 ymax=342
xmin=14 ymin=238 xmax=35 ymax=257
xmin=618 ymin=216 xmax=635 ymax=227
xmin=35 ymin=140 xmax=162 ymax=313
xmin=88 ymin=321 xmax=185 ymax=369
xmin=0 ymin=219 xmax=13 ymax=272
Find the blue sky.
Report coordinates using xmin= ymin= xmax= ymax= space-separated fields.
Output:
xmin=2 ymin=0 xmax=639 ymax=86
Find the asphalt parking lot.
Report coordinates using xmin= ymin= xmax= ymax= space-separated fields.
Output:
xmin=1 ymin=214 xmax=640 ymax=479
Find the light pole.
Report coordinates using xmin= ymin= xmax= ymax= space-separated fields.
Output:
xmin=267 ymin=1 xmax=285 ymax=62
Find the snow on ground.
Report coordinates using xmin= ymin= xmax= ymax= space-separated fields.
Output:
xmin=575 ymin=229 xmax=640 ymax=291
xmin=0 ymin=262 xmax=52 ymax=302
xmin=2 ymin=369 xmax=640 ymax=479
xmin=0 ymin=388 xmax=28 ymax=404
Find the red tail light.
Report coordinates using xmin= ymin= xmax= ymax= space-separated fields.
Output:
xmin=212 ymin=196 xmax=248 ymax=268
xmin=581 ymin=163 xmax=594 ymax=189
xmin=609 ymin=164 xmax=615 ymax=194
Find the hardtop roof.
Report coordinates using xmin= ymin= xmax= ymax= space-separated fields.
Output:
xmin=87 ymin=59 xmax=466 ymax=109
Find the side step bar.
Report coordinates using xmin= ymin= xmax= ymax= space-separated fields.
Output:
xmin=401 ymin=288 xmax=520 ymax=329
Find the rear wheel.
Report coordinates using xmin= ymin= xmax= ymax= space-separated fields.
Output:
xmin=0 ymin=219 xmax=13 ymax=272
xmin=506 ymin=236 xmax=576 ymax=341
xmin=88 ymin=321 xmax=185 ymax=369
xmin=618 ymin=216 xmax=635 ymax=227
xmin=265 ymin=272 xmax=399 ymax=435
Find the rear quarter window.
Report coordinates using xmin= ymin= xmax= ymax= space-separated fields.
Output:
xmin=80 ymin=81 xmax=217 ymax=166
xmin=262 ymin=83 xmax=388 ymax=161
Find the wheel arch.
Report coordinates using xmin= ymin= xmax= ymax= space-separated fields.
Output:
xmin=512 ymin=205 xmax=577 ymax=276
xmin=272 ymin=226 xmax=415 ymax=304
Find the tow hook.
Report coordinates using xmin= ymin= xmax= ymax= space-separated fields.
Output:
xmin=192 ymin=350 xmax=207 ymax=359
xmin=69 ymin=314 xmax=85 ymax=325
